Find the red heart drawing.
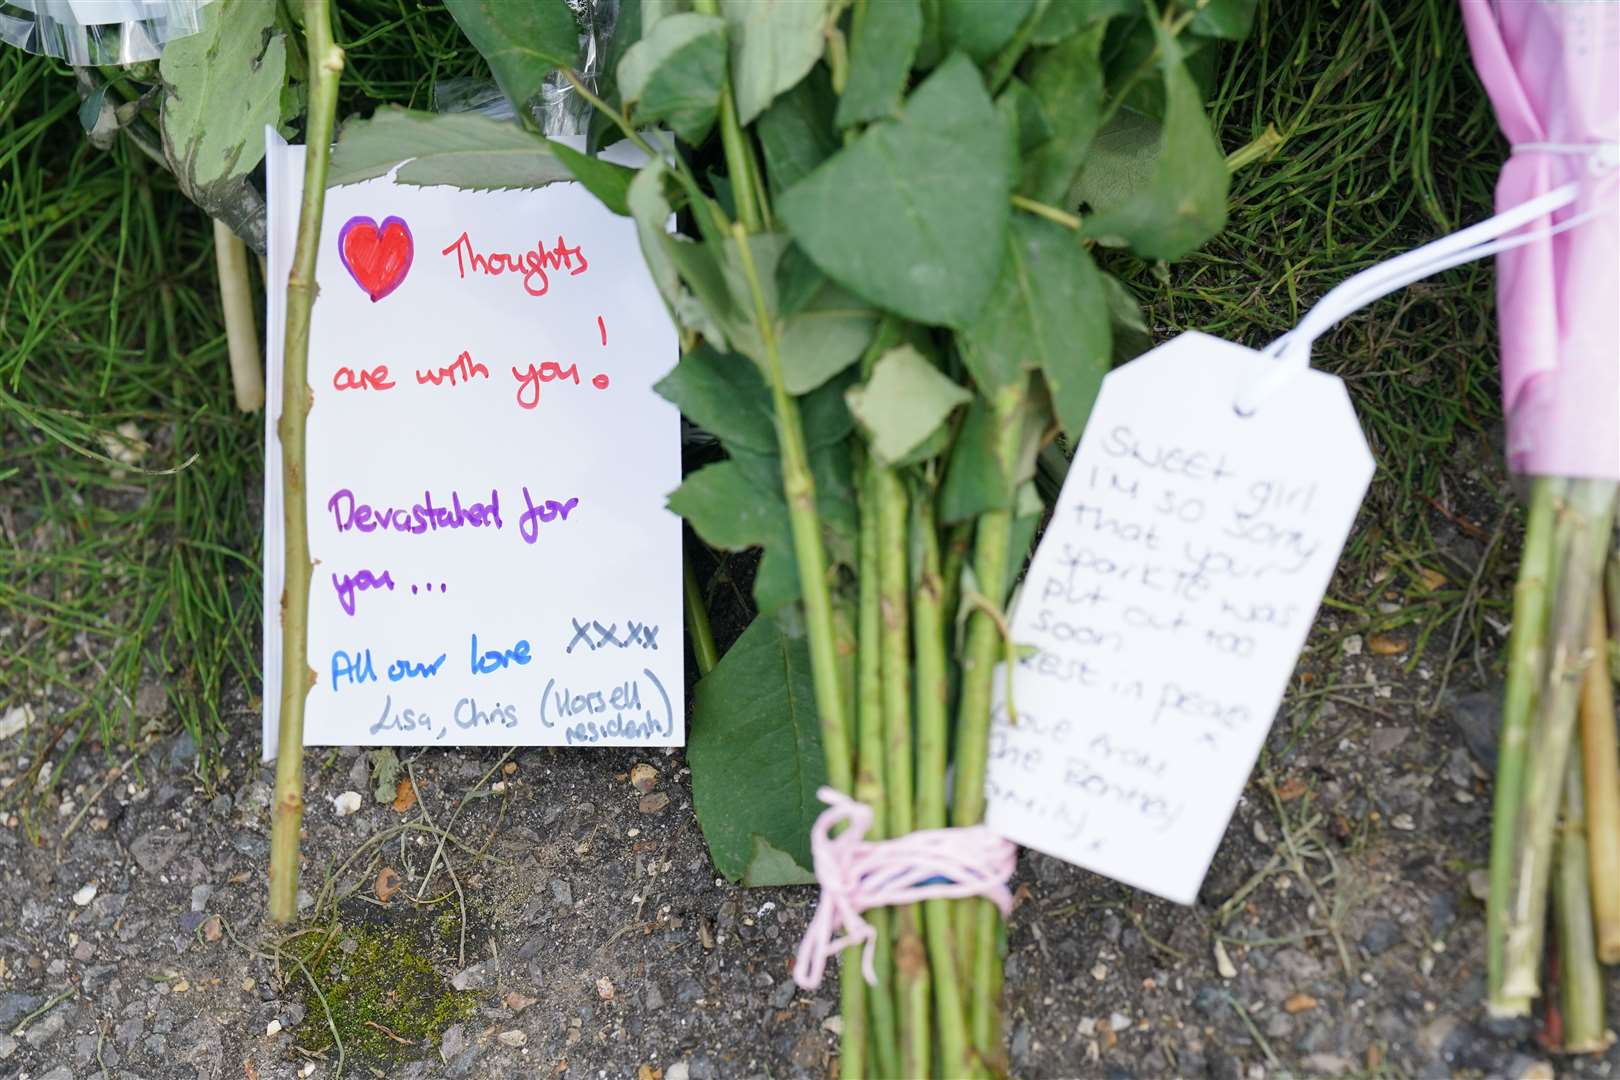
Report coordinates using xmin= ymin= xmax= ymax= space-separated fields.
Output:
xmin=338 ymin=215 xmax=413 ymax=302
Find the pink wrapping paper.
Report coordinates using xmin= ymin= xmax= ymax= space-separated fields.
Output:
xmin=1460 ymin=0 xmax=1619 ymax=480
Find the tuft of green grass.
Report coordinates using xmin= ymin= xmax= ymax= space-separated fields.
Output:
xmin=1114 ymin=0 xmax=1514 ymax=695
xmin=0 ymin=49 xmax=260 ymax=805
xmin=0 ymin=3 xmax=487 ymax=803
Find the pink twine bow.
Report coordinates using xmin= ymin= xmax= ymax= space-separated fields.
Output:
xmin=792 ymin=786 xmax=1018 ymax=990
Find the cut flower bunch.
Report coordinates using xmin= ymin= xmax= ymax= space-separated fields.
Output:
xmin=127 ymin=0 xmax=1261 ymax=1072
xmin=326 ymin=0 xmax=1265 ymax=1074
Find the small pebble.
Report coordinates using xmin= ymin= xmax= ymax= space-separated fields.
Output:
xmin=630 ymin=763 xmax=658 ymax=793
xmin=72 ymin=883 xmax=97 ymax=907
xmin=332 ymin=791 xmax=362 ymax=817
xmin=1214 ymin=940 xmax=1238 ymax=979
xmin=639 ymin=792 xmax=670 ymax=814
xmin=498 ymin=1029 xmax=528 ymax=1047
xmin=266 ymin=1020 xmax=282 ymax=1036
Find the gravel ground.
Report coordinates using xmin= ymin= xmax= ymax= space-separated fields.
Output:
xmin=3 ymin=434 xmax=1618 ymax=1080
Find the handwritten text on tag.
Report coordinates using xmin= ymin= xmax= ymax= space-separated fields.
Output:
xmin=986 ymin=332 xmax=1373 ymax=904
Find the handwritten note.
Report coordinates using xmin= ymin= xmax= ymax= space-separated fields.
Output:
xmin=986 ymin=333 xmax=1373 ymax=903
xmin=261 ymin=133 xmax=683 ymax=756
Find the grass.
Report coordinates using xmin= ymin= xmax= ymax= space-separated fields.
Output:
xmin=0 ymin=0 xmax=1511 ymax=799
xmin=1112 ymin=0 xmax=1514 ymax=702
xmin=0 ymin=2 xmax=486 ymax=812
xmin=0 ymin=51 xmax=258 ymax=808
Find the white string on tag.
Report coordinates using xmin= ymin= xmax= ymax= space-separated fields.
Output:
xmin=1233 ymin=141 xmax=1619 ymax=417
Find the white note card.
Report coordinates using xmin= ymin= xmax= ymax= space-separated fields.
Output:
xmin=262 ymin=132 xmax=683 ymax=758
xmin=986 ymin=332 xmax=1374 ymax=904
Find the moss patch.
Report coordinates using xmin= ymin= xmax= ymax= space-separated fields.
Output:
xmin=289 ymin=915 xmax=476 ymax=1067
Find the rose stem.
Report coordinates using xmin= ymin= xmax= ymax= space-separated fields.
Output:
xmin=913 ymin=482 xmax=970 ymax=1076
xmin=856 ymin=456 xmax=899 ymax=1077
xmin=1579 ymin=591 xmax=1620 ymax=962
xmin=268 ymin=0 xmax=344 ymax=924
xmin=1486 ymin=476 xmax=1558 ymax=1012
xmin=1555 ymin=755 xmax=1607 ymax=1051
xmin=1502 ymin=480 xmax=1617 ymax=999
xmin=951 ymin=382 xmax=1024 ymax=1069
xmin=876 ymin=468 xmax=931 ymax=1076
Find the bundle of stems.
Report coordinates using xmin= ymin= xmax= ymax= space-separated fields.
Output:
xmin=694 ymin=124 xmax=1026 ymax=1080
xmin=628 ymin=8 xmax=1041 ymax=1066
xmin=1486 ymin=476 xmax=1619 ymax=1052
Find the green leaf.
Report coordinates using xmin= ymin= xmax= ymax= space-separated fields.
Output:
xmin=662 ymin=343 xmax=854 ymax=568
xmin=777 ymin=280 xmax=880 ymax=395
xmin=756 ymin=69 xmax=840 ymax=197
xmin=643 ymin=0 xmax=693 ymax=32
xmin=444 ymin=0 xmax=579 ymax=113
xmin=1031 ymin=0 xmax=1136 ymax=45
xmin=940 ymin=397 xmax=1003 ymax=523
xmin=960 ymin=215 xmax=1110 ymax=437
xmin=741 ymin=835 xmax=818 ymax=886
xmin=937 ymin=0 xmax=1032 ymax=63
xmin=547 ymin=139 xmax=635 ymax=215
xmin=998 ymin=78 xmax=1052 ymax=156
xmin=720 ymin=0 xmax=829 ymax=126
xmin=328 ymin=108 xmax=573 ymax=190
xmin=627 ymin=163 xmax=731 ymax=345
xmin=1078 ymin=26 xmax=1228 ymax=259
xmin=78 ymin=84 xmax=110 ymax=134
xmin=846 ymin=345 xmax=970 ymax=465
xmin=836 ymin=0 xmax=923 ymax=128
xmin=159 ymin=0 xmax=285 ymax=189
xmin=654 ymin=346 xmax=777 ymax=456
xmin=776 ymin=243 xmax=826 ymax=314
xmin=668 ymin=459 xmax=798 ymax=613
xmin=1190 ymin=0 xmax=1257 ymax=41
xmin=915 ymin=0 xmax=945 ymax=68
xmin=939 ymin=385 xmax=1049 ymax=522
xmin=618 ymin=11 xmax=727 ymax=144
xmin=689 ymin=614 xmax=827 ymax=883
xmin=668 ymin=459 xmax=787 ymax=553
xmin=801 ymin=368 xmax=859 ymax=450
xmin=1102 ymin=271 xmax=1152 ymax=362
xmin=1068 ymin=107 xmax=1156 ymax=213
xmin=1019 ymin=22 xmax=1104 ymax=204
xmin=778 ymin=55 xmax=1009 ymax=328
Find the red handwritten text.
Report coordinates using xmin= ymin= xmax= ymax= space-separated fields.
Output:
xmin=512 ymin=362 xmax=580 ymax=410
xmin=440 ymin=231 xmax=588 ymax=297
xmin=334 ymin=364 xmax=395 ymax=391
xmin=417 ymin=350 xmax=489 ymax=388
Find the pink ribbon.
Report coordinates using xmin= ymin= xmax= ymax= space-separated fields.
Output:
xmin=791 ymin=786 xmax=1018 ymax=990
